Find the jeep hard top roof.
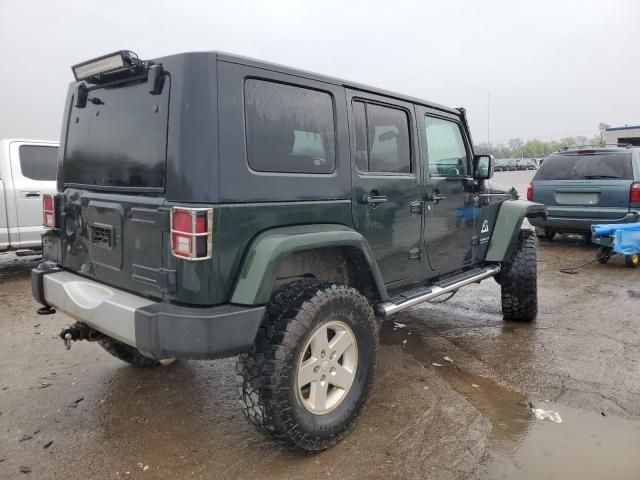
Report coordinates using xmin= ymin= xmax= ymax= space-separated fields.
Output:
xmin=169 ymin=51 xmax=461 ymax=117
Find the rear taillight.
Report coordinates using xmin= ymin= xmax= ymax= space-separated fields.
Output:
xmin=43 ymin=194 xmax=55 ymax=229
xmin=527 ymin=183 xmax=533 ymax=201
xmin=631 ymin=182 xmax=640 ymax=204
xmin=170 ymin=207 xmax=213 ymax=260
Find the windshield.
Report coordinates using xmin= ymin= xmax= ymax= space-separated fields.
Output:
xmin=62 ymin=78 xmax=169 ymax=191
xmin=533 ymin=152 xmax=633 ymax=181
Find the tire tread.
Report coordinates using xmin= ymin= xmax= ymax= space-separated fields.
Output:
xmin=501 ymin=229 xmax=538 ymax=322
xmin=236 ymin=279 xmax=377 ymax=452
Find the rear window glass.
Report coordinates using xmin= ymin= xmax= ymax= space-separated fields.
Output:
xmin=244 ymin=79 xmax=335 ymax=174
xmin=19 ymin=145 xmax=58 ymax=181
xmin=63 ymin=79 xmax=169 ymax=190
xmin=534 ymin=152 xmax=634 ymax=180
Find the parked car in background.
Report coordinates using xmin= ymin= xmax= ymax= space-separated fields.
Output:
xmin=494 ymin=159 xmax=507 ymax=172
xmin=0 ymin=139 xmax=58 ymax=251
xmin=507 ymin=160 xmax=518 ymax=171
xmin=528 ymin=146 xmax=640 ymax=240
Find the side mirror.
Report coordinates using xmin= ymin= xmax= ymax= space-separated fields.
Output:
xmin=473 ymin=154 xmax=494 ymax=180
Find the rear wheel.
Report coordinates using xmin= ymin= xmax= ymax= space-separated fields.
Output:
xmin=535 ymin=227 xmax=555 ymax=240
xmin=97 ymin=337 xmax=174 ymax=367
xmin=501 ymin=229 xmax=538 ymax=322
xmin=236 ymin=280 xmax=378 ymax=452
xmin=625 ymin=254 xmax=640 ymax=268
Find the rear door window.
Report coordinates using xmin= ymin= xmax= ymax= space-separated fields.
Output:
xmin=352 ymin=100 xmax=411 ymax=174
xmin=244 ymin=79 xmax=336 ymax=174
xmin=18 ymin=145 xmax=58 ymax=181
xmin=534 ymin=152 xmax=633 ymax=180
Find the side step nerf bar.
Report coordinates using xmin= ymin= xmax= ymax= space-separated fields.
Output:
xmin=375 ymin=265 xmax=501 ymax=317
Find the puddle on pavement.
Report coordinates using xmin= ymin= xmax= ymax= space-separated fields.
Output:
xmin=380 ymin=322 xmax=531 ymax=442
xmin=380 ymin=321 xmax=640 ymax=479
xmin=486 ymin=405 xmax=640 ymax=479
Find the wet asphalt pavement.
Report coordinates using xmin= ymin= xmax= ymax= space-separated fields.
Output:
xmin=1 ymin=171 xmax=640 ymax=479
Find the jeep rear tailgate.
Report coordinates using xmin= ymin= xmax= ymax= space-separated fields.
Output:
xmin=59 ymin=190 xmax=168 ymax=301
xmin=58 ymin=73 xmax=171 ymax=299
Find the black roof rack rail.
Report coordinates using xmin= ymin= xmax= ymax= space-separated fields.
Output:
xmin=559 ymin=143 xmax=633 ymax=150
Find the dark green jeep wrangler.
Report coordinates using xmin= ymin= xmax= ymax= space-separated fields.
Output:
xmin=32 ymin=51 xmax=544 ymax=451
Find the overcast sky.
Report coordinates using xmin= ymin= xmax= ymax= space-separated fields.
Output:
xmin=1 ymin=0 xmax=638 ymax=145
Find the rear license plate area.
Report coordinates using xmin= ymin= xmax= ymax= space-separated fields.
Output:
xmin=555 ymin=192 xmax=600 ymax=205
xmin=85 ymin=202 xmax=123 ymax=270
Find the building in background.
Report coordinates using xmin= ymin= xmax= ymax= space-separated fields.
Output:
xmin=606 ymin=125 xmax=640 ymax=146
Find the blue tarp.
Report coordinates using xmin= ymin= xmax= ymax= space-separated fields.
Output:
xmin=456 ymin=208 xmax=477 ymax=220
xmin=592 ymin=223 xmax=640 ymax=255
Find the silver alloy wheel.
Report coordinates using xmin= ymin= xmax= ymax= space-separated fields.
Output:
xmin=297 ymin=320 xmax=358 ymax=415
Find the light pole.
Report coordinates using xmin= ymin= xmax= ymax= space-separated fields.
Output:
xmin=487 ymin=92 xmax=490 ymax=145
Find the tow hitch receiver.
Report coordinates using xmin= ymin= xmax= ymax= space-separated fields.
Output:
xmin=59 ymin=322 xmax=102 ymax=350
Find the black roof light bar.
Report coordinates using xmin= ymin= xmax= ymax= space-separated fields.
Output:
xmin=71 ymin=51 xmax=165 ymax=107
xmin=71 ymin=50 xmax=148 ymax=84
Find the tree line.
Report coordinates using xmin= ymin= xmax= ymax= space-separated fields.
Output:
xmin=474 ymin=123 xmax=609 ymax=159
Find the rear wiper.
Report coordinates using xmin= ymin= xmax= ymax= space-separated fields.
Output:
xmin=583 ymin=175 xmax=621 ymax=179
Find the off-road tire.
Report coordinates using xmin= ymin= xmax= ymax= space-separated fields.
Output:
xmin=97 ymin=336 xmax=162 ymax=367
xmin=501 ymin=229 xmax=538 ymax=322
xmin=236 ymin=280 xmax=378 ymax=452
xmin=625 ymin=254 xmax=640 ymax=268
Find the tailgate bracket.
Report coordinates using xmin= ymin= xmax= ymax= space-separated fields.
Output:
xmin=131 ymin=264 xmax=177 ymax=294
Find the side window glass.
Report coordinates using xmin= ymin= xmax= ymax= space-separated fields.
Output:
xmin=424 ymin=116 xmax=469 ymax=177
xmin=244 ymin=79 xmax=336 ymax=174
xmin=353 ymin=101 xmax=411 ymax=174
xmin=353 ymin=101 xmax=368 ymax=171
xmin=18 ymin=145 xmax=58 ymax=181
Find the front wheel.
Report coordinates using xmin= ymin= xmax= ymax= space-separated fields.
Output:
xmin=625 ymin=254 xmax=640 ymax=268
xmin=236 ymin=280 xmax=378 ymax=452
xmin=597 ymin=247 xmax=611 ymax=264
xmin=500 ymin=229 xmax=538 ymax=322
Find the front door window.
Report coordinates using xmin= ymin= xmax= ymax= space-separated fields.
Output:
xmin=425 ymin=116 xmax=469 ymax=177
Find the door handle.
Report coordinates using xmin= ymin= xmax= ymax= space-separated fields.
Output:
xmin=424 ymin=192 xmax=447 ymax=204
xmin=22 ymin=191 xmax=42 ymax=198
xmin=365 ymin=195 xmax=388 ymax=206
